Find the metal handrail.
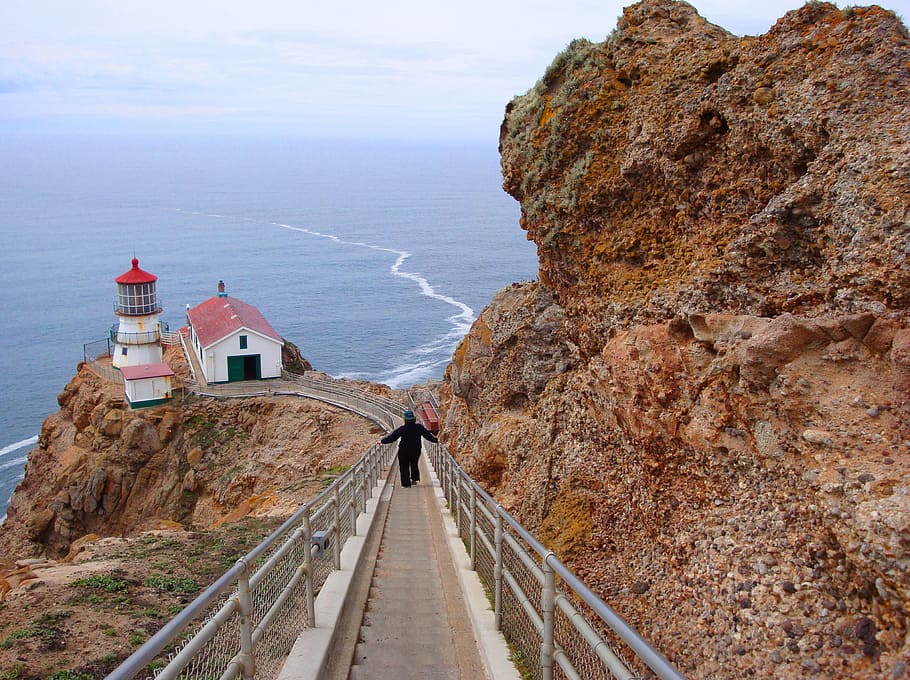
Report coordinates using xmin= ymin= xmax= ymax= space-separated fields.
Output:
xmin=109 ymin=381 xmax=402 ymax=680
xmin=110 ymin=376 xmax=683 ymax=679
xmin=428 ymin=443 xmax=686 ymax=680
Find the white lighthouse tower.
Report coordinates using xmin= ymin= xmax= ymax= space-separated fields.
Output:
xmin=111 ymin=257 xmax=163 ymax=369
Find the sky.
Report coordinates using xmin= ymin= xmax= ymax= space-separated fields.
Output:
xmin=1 ymin=0 xmax=908 ymax=141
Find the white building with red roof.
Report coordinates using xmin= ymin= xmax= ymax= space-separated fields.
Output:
xmin=112 ymin=257 xmax=164 ymax=369
xmin=186 ymin=281 xmax=284 ymax=383
xmin=121 ymin=362 xmax=176 ymax=409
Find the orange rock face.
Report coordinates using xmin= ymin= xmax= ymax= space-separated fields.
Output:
xmin=0 ymin=363 xmax=380 ymax=561
xmin=444 ymin=2 xmax=910 ymax=677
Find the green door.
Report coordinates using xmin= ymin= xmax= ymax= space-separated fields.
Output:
xmin=227 ymin=355 xmax=261 ymax=382
xmin=227 ymin=356 xmax=245 ymax=382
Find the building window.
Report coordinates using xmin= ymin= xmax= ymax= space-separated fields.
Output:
xmin=240 ymin=335 xmax=248 ymax=349
xmin=121 ymin=347 xmax=128 ymax=356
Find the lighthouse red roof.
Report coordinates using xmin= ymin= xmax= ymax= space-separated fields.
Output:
xmin=187 ymin=295 xmax=283 ymax=349
xmin=115 ymin=257 xmax=158 ymax=285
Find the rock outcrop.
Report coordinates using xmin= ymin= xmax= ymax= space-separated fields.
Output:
xmin=0 ymin=350 xmax=382 ymax=561
xmin=443 ymin=2 xmax=909 ymax=677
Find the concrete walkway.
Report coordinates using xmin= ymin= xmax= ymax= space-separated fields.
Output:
xmin=348 ymin=456 xmax=488 ymax=679
xmin=279 ymin=454 xmax=518 ymax=680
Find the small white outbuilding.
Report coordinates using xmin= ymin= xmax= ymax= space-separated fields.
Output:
xmin=121 ymin=362 xmax=175 ymax=409
xmin=186 ymin=282 xmax=284 ymax=383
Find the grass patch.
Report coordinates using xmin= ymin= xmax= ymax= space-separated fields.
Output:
xmin=322 ymin=464 xmax=350 ymax=475
xmin=186 ymin=415 xmax=246 ymax=451
xmin=1 ymin=610 xmax=72 ymax=650
xmin=70 ymin=574 xmax=128 ymax=593
xmin=132 ymin=607 xmax=162 ymax=619
xmin=142 ymin=576 xmax=199 ymax=594
xmin=48 ymin=671 xmax=93 ymax=680
xmin=0 ymin=664 xmax=26 ymax=680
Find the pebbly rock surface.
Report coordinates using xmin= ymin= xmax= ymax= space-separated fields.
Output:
xmin=442 ymin=2 xmax=909 ymax=678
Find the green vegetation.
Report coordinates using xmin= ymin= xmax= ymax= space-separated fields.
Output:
xmin=142 ymin=576 xmax=199 ymax=594
xmin=0 ymin=610 xmax=71 ymax=650
xmin=185 ymin=414 xmax=247 ymax=451
xmin=48 ymin=671 xmax=93 ymax=680
xmin=146 ymin=660 xmax=167 ymax=673
xmin=128 ymin=631 xmax=145 ymax=646
xmin=67 ymin=592 xmax=104 ymax=607
xmin=507 ymin=641 xmax=535 ymax=680
xmin=70 ymin=574 xmax=128 ymax=592
xmin=0 ymin=663 xmax=26 ymax=680
xmin=323 ymin=464 xmax=350 ymax=475
xmin=133 ymin=607 xmax=163 ymax=619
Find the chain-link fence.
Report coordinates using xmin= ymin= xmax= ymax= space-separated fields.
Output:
xmin=429 ymin=442 xmax=685 ymax=680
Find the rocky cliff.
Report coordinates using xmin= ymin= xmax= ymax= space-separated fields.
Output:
xmin=442 ymin=2 xmax=909 ymax=677
xmin=0 ymin=343 xmax=389 ymax=677
xmin=0 ymin=345 xmax=381 ymax=561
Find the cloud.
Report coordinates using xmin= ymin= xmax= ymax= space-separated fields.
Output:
xmin=2 ymin=0 xmax=908 ymax=138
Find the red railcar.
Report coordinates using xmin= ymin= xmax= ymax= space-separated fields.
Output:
xmin=417 ymin=401 xmax=440 ymax=434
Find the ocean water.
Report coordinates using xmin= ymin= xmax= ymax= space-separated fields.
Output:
xmin=0 ymin=134 xmax=539 ymax=517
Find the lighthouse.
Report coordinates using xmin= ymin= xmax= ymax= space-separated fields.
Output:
xmin=111 ymin=257 xmax=164 ymax=369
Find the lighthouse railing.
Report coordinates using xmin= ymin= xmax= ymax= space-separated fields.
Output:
xmin=110 ymin=321 xmax=170 ymax=346
xmin=83 ymin=337 xmax=113 ymax=363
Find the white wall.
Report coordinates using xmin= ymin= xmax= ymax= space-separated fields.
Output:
xmin=204 ymin=329 xmax=282 ymax=383
xmin=112 ymin=313 xmax=163 ymax=369
xmin=125 ymin=375 xmax=172 ymax=406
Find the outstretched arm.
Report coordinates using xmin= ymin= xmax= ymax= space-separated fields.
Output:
xmin=380 ymin=426 xmax=404 ymax=445
xmin=419 ymin=424 xmax=438 ymax=443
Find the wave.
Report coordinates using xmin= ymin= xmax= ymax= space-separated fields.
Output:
xmin=182 ymin=211 xmax=477 ymax=389
xmin=0 ymin=435 xmax=37 ymax=459
xmin=275 ymin=222 xmax=475 ymax=388
xmin=0 ymin=456 xmax=27 ymax=473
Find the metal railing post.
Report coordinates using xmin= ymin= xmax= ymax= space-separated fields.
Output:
xmin=373 ymin=446 xmax=379 ymax=487
xmin=237 ymin=566 xmax=255 ymax=680
xmin=368 ymin=448 xmax=375 ymax=489
xmin=469 ymin=485 xmax=477 ymax=570
xmin=302 ymin=509 xmax=316 ymax=626
xmin=494 ymin=510 xmax=503 ymax=631
xmin=455 ymin=474 xmax=462 ymax=536
xmin=541 ymin=554 xmax=556 ymax=680
xmin=349 ymin=479 xmax=358 ymax=537
xmin=332 ymin=490 xmax=341 ymax=570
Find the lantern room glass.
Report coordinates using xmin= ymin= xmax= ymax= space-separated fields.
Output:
xmin=117 ymin=282 xmax=160 ymax=316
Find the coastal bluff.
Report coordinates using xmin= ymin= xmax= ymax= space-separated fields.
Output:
xmin=0 ymin=341 xmax=392 ymax=675
xmin=441 ymin=1 xmax=909 ymax=678
xmin=0 ymin=344 xmax=384 ymax=562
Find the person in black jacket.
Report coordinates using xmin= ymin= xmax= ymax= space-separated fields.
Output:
xmin=380 ymin=409 xmax=438 ymax=487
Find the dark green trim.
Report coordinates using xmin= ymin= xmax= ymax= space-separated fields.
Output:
xmin=126 ymin=395 xmax=170 ymax=410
